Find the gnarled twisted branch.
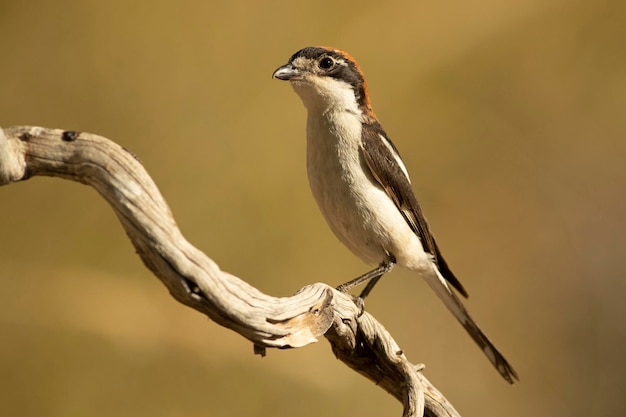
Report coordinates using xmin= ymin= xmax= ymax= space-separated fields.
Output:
xmin=0 ymin=125 xmax=461 ymax=417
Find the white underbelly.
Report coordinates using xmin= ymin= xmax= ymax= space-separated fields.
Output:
xmin=305 ymin=113 xmax=431 ymax=270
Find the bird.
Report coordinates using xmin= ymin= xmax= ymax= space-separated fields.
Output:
xmin=272 ymin=46 xmax=518 ymax=384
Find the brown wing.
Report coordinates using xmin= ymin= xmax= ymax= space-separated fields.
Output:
xmin=360 ymin=123 xmax=468 ymax=298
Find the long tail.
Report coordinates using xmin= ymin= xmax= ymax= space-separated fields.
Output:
xmin=424 ymin=267 xmax=519 ymax=383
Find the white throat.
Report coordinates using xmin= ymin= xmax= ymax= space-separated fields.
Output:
xmin=290 ymin=76 xmax=361 ymax=116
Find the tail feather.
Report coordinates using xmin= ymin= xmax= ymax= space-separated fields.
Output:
xmin=425 ymin=268 xmax=518 ymax=383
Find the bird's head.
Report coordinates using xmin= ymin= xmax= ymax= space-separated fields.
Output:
xmin=273 ymin=46 xmax=373 ymax=115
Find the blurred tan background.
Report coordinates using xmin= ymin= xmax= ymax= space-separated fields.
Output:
xmin=1 ymin=0 xmax=625 ymax=416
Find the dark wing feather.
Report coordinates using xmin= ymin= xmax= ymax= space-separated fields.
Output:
xmin=360 ymin=122 xmax=468 ymax=298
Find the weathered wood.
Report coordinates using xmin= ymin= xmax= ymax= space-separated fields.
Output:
xmin=0 ymin=125 xmax=461 ymax=417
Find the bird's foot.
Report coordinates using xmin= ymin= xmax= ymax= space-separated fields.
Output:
xmin=335 ymin=256 xmax=396 ymax=298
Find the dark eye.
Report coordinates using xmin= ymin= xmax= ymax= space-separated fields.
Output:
xmin=319 ymin=57 xmax=334 ymax=69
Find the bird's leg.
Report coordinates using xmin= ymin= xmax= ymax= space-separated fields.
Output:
xmin=359 ymin=253 xmax=396 ymax=298
xmin=358 ymin=275 xmax=383 ymax=299
xmin=336 ymin=254 xmax=396 ymax=297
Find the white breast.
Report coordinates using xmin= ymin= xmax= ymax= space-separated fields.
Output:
xmin=290 ymin=76 xmax=430 ymax=271
xmin=305 ymin=109 xmax=429 ymax=270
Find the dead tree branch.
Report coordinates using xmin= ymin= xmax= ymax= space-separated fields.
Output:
xmin=0 ymin=125 xmax=461 ymax=417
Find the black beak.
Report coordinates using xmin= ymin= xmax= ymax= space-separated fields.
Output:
xmin=272 ymin=64 xmax=300 ymax=80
